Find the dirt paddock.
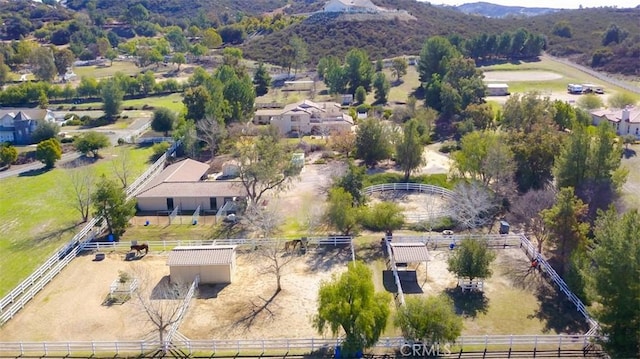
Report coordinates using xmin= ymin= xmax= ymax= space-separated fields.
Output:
xmin=0 ymin=245 xmax=352 ymax=341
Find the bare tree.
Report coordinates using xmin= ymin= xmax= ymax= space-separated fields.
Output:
xmin=302 ymin=201 xmax=324 ymax=236
xmin=508 ymin=187 xmax=556 ymax=253
xmin=241 ymin=203 xmax=298 ymax=294
xmin=449 ymin=182 xmax=499 ymax=230
xmin=112 ymin=146 xmax=132 ymax=189
xmin=131 ymin=265 xmax=193 ymax=353
xmin=196 ymin=116 xmax=226 ymax=160
xmin=66 ymin=164 xmax=96 ymax=222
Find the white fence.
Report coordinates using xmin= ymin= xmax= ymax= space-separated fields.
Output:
xmin=0 ymin=334 xmax=599 ymax=357
xmin=81 ymin=236 xmax=353 ymax=253
xmin=384 ymin=239 xmax=405 ymax=306
xmin=0 ymin=141 xmax=180 ymax=325
xmin=363 ymin=183 xmax=454 ymax=198
xmin=165 ymin=276 xmax=199 ymax=348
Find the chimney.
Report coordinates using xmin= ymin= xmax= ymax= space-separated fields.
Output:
xmin=622 ymin=107 xmax=630 ymax=122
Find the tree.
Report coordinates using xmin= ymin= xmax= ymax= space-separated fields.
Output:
xmin=101 ymin=78 xmax=124 ymax=119
xmin=242 ymin=202 xmax=283 ymax=239
xmin=577 ymin=94 xmax=604 ymax=110
xmin=67 ymin=164 xmax=96 ymax=222
xmin=449 ymin=181 xmax=498 ymax=230
xmin=608 ymin=92 xmax=638 ymax=109
xmin=53 ymin=48 xmax=75 ymax=79
xmin=131 ymin=265 xmax=192 ymax=353
xmin=590 ymin=208 xmax=640 ymax=357
xmin=552 ymin=21 xmax=572 ymax=38
xmin=105 ymin=48 xmax=117 ymax=67
xmin=391 ymin=57 xmax=408 ymax=82
xmin=36 ymin=138 xmax=62 ymax=169
xmin=335 ymin=162 xmax=366 ymax=206
xmin=0 ymin=143 xmax=18 ymax=168
xmin=289 ymin=36 xmax=308 ymax=76
xmin=31 ymin=121 xmax=60 ymax=144
xmin=355 ymin=118 xmax=392 ymax=168
xmin=201 ymin=28 xmax=222 ymax=49
xmin=508 ymin=188 xmax=555 ymax=254
xmin=447 ymin=238 xmax=496 ymax=282
xmin=183 ymin=86 xmax=211 ymax=122
xmin=314 ymin=261 xmax=391 ymax=356
xmin=361 ymin=202 xmax=404 ymax=234
xmin=196 ymin=115 xmax=225 ymax=160
xmin=395 ymin=295 xmax=463 ymax=344
xmin=373 ymin=72 xmax=390 ymax=104
xmin=355 ymin=86 xmax=366 ymax=104
xmin=325 ymin=187 xmax=359 ymax=236
xmin=165 ymin=26 xmax=189 ymax=53
xmin=452 ymin=131 xmax=514 ymax=188
xmin=235 ymin=127 xmax=300 ymax=205
xmin=418 ymin=36 xmax=460 ymax=84
xmin=329 ymin=128 xmax=356 ymax=158
xmin=92 ymin=175 xmax=136 ymax=238
xmin=171 ymin=53 xmax=186 ymax=71
xmin=74 ymin=131 xmax=110 ymax=158
xmin=541 ymin=187 xmax=589 ymax=276
xmin=396 ymin=119 xmax=425 ymax=182
xmin=0 ymin=55 xmax=10 ymax=85
xmin=344 ymin=48 xmax=373 ymax=94
xmin=151 ymin=108 xmax=176 ymax=136
xmin=253 ymin=62 xmax=271 ymax=97
xmin=112 ymin=146 xmax=132 ymax=188
xmin=29 ymin=47 xmax=56 ymax=82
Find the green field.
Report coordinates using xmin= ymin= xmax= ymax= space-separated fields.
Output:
xmin=72 ymin=61 xmax=178 ymax=79
xmin=57 ymin=93 xmax=186 ymax=114
xmin=0 ymin=145 xmax=154 ymax=296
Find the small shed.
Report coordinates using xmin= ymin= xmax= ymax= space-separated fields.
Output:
xmin=167 ymin=245 xmax=237 ymax=284
xmin=487 ymin=83 xmax=509 ymax=96
xmin=221 ymin=160 xmax=240 ymax=177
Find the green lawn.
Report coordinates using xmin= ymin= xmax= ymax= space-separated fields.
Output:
xmin=72 ymin=61 xmax=178 ymax=79
xmin=0 ymin=145 xmax=154 ymax=296
xmin=57 ymin=93 xmax=186 ymax=114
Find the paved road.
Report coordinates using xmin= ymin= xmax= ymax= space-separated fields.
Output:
xmin=0 ymin=151 xmax=83 ymax=180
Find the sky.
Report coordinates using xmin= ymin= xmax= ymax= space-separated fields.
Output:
xmin=423 ymin=0 xmax=638 ymax=9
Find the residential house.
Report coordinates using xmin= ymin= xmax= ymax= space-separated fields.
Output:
xmin=135 ymin=158 xmax=246 ymax=213
xmin=0 ymin=109 xmax=56 ymax=144
xmin=253 ymin=99 xmax=354 ymax=136
xmin=591 ymin=106 xmax=640 ymax=137
xmin=323 ymin=0 xmax=381 ymax=13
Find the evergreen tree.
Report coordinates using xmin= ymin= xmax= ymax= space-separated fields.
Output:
xmin=253 ymin=62 xmax=271 ymax=97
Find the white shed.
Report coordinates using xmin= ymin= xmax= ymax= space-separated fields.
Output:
xmin=167 ymin=246 xmax=237 ymax=284
xmin=487 ymin=83 xmax=509 ymax=96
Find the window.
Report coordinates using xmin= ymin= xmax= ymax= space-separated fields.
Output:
xmin=209 ymin=197 xmax=217 ymax=211
xmin=166 ymin=198 xmax=174 ymax=210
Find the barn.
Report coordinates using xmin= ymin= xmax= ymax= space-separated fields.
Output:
xmin=167 ymin=246 xmax=237 ymax=284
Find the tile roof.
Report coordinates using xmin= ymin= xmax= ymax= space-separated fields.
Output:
xmin=167 ymin=245 xmax=236 ymax=266
xmin=391 ymin=242 xmax=430 ymax=263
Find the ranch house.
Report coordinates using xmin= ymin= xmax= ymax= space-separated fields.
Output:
xmin=323 ymin=0 xmax=381 ymax=13
xmin=135 ymin=158 xmax=245 ymax=213
xmin=253 ymin=99 xmax=354 ymax=136
xmin=168 ymin=245 xmax=237 ymax=284
xmin=591 ymin=106 xmax=640 ymax=138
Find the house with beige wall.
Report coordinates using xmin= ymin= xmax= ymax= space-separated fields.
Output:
xmin=253 ymin=99 xmax=354 ymax=136
xmin=591 ymin=106 xmax=640 ymax=137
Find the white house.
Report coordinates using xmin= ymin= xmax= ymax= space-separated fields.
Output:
xmin=591 ymin=106 xmax=640 ymax=137
xmin=323 ymin=0 xmax=381 ymax=13
xmin=253 ymin=99 xmax=354 ymax=136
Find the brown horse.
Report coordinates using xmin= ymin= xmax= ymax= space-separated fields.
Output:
xmin=130 ymin=243 xmax=149 ymax=255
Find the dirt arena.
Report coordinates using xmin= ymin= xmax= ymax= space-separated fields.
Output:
xmin=0 ymin=245 xmax=352 ymax=341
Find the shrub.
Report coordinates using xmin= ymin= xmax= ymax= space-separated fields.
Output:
xmin=408 ymin=216 xmax=456 ymax=232
xmin=439 ymin=141 xmax=459 ymax=153
xmin=117 ymin=138 xmax=126 ymax=145
xmin=151 ymin=141 xmax=171 ymax=160
xmin=314 ymin=158 xmax=327 ymax=164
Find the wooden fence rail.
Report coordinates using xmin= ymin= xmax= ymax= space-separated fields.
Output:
xmin=0 ymin=335 xmax=599 ymax=357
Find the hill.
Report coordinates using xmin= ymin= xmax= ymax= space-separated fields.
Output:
xmin=244 ymin=0 xmax=640 ymax=75
xmin=451 ymin=2 xmax=559 ymax=18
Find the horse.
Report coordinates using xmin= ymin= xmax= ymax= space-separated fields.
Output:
xmin=130 ymin=243 xmax=149 ymax=255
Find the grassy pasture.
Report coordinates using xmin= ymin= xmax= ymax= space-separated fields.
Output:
xmin=0 ymin=145 xmax=154 ymax=296
xmin=57 ymin=93 xmax=185 ymax=114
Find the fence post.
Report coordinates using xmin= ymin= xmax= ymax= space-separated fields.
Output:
xmin=67 ymin=342 xmax=71 ymax=356
xmin=262 ymin=340 xmax=265 ymax=355
xmin=311 ymin=338 xmax=314 ymax=352
xmin=92 ymin=341 xmax=96 ymax=356
xmin=43 ymin=342 xmax=47 ymax=356
xmin=19 ymin=342 xmax=23 ymax=356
